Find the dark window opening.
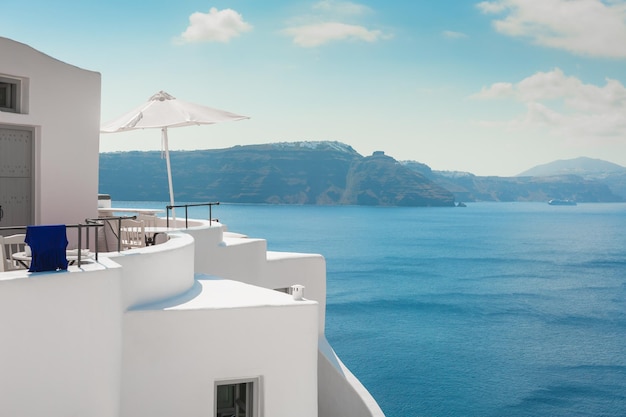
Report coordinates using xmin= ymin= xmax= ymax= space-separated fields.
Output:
xmin=216 ymin=380 xmax=257 ymax=417
xmin=0 ymin=79 xmax=20 ymax=113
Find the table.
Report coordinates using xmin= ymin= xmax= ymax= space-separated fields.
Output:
xmin=12 ymin=250 xmax=95 ymax=268
xmin=99 ymin=210 xmax=168 ymax=247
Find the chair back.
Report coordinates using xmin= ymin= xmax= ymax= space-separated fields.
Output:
xmin=120 ymin=219 xmax=146 ymax=249
xmin=2 ymin=234 xmax=27 ymax=271
xmin=137 ymin=214 xmax=158 ymax=229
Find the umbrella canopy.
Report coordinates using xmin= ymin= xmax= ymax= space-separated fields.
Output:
xmin=100 ymin=91 xmax=249 ymax=132
xmin=100 ymin=91 xmax=249 ymax=222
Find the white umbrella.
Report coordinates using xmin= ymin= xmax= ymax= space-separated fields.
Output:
xmin=101 ymin=91 xmax=249 ymax=222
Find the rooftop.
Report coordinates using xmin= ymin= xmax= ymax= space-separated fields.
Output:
xmin=132 ymin=274 xmax=317 ymax=311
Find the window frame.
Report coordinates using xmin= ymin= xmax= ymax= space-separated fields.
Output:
xmin=214 ymin=377 xmax=261 ymax=417
xmin=0 ymin=76 xmax=22 ymax=113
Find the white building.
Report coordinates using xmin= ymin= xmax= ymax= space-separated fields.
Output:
xmin=0 ymin=37 xmax=386 ymax=417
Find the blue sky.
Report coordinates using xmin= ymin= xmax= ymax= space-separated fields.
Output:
xmin=3 ymin=0 xmax=626 ymax=175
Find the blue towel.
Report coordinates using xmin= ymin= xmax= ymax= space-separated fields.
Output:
xmin=25 ymin=225 xmax=68 ymax=272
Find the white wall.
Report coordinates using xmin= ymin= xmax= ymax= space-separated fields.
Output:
xmin=187 ymin=223 xmax=268 ymax=282
xmin=0 ymin=37 xmax=101 ymax=227
xmin=263 ymin=251 xmax=327 ymax=333
xmin=318 ymin=337 xmax=387 ymax=417
xmin=0 ymin=218 xmax=385 ymax=417
xmin=0 ymin=262 xmax=123 ymax=417
xmin=189 ymin=226 xmax=328 ymax=332
xmin=121 ymin=296 xmax=319 ymax=417
xmin=186 ymin=223 xmax=384 ymax=417
xmin=103 ymin=232 xmax=195 ymax=309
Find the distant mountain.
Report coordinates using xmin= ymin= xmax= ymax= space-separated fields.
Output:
xmin=401 ymin=157 xmax=625 ymax=203
xmin=432 ymin=173 xmax=620 ymax=203
xmin=516 ymin=157 xmax=626 ymax=201
xmin=100 ymin=142 xmax=625 ymax=205
xmin=518 ymin=157 xmax=626 ymax=178
xmin=99 ymin=141 xmax=455 ymax=207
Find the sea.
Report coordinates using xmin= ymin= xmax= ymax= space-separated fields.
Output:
xmin=117 ymin=201 xmax=626 ymax=417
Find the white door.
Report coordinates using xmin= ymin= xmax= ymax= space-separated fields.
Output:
xmin=0 ymin=126 xmax=33 ymax=232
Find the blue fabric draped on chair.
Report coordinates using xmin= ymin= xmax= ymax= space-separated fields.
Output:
xmin=25 ymin=225 xmax=68 ymax=272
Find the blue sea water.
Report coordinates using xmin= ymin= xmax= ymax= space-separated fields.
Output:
xmin=117 ymin=201 xmax=626 ymax=417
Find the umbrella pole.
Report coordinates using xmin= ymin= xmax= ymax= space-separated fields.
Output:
xmin=162 ymin=128 xmax=177 ymax=225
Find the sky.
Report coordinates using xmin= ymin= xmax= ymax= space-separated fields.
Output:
xmin=3 ymin=0 xmax=626 ymax=176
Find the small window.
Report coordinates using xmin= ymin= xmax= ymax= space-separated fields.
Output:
xmin=0 ymin=77 xmax=21 ymax=113
xmin=215 ymin=378 xmax=259 ymax=417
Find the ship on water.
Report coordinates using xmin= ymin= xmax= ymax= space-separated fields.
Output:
xmin=548 ymin=199 xmax=577 ymax=206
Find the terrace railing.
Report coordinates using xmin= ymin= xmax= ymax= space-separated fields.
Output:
xmin=1 ymin=223 xmax=100 ymax=268
xmin=166 ymin=202 xmax=219 ymax=229
xmin=85 ymin=215 xmax=137 ymax=253
xmin=1 ymin=215 xmax=137 ymax=268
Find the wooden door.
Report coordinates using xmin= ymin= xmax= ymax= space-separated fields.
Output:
xmin=0 ymin=126 xmax=33 ymax=232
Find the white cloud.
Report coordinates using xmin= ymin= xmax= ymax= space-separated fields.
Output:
xmin=476 ymin=0 xmax=626 ymax=58
xmin=283 ymin=22 xmax=383 ymax=47
xmin=178 ymin=7 xmax=252 ymax=43
xmin=474 ymin=68 xmax=626 ymax=139
xmin=442 ymin=30 xmax=468 ymax=39
xmin=312 ymin=0 xmax=372 ymax=16
xmin=476 ymin=1 xmax=508 ymax=13
xmin=473 ymin=82 xmax=515 ymax=98
xmin=283 ymin=1 xmax=388 ymax=47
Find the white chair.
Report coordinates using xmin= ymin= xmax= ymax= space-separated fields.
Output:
xmin=137 ymin=214 xmax=165 ymax=245
xmin=2 ymin=234 xmax=27 ymax=270
xmin=120 ymin=219 xmax=146 ymax=250
xmin=137 ymin=213 xmax=158 ymax=229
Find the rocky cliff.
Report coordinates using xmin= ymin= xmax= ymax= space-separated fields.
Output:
xmin=100 ymin=141 xmax=624 ymax=205
xmin=99 ymin=142 xmax=456 ymax=206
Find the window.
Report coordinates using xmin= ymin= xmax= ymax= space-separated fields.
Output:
xmin=0 ymin=77 xmax=21 ymax=113
xmin=215 ymin=378 xmax=259 ymax=417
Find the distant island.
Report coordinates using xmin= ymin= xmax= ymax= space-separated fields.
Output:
xmin=404 ymin=156 xmax=625 ymax=204
xmin=99 ymin=141 xmax=626 ymax=206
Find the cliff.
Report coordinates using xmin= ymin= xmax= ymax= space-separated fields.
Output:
xmin=99 ymin=142 xmax=456 ymax=206
xmin=99 ymin=141 xmax=624 ymax=205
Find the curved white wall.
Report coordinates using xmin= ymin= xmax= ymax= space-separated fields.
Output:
xmin=104 ymin=232 xmax=195 ymax=310
xmin=121 ymin=285 xmax=319 ymax=417
xmin=318 ymin=337 xmax=387 ymax=417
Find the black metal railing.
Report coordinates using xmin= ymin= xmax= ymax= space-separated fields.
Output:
xmin=0 ymin=215 xmax=138 ymax=269
xmin=166 ymin=202 xmax=219 ymax=229
xmin=85 ymin=215 xmax=137 ymax=253
xmin=1 ymin=223 xmax=101 ymax=268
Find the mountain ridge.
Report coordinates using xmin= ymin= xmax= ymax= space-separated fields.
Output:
xmin=99 ymin=142 xmax=456 ymax=206
xmin=99 ymin=141 xmax=625 ymax=204
xmin=517 ymin=156 xmax=626 ymax=178
xmin=400 ymin=155 xmax=625 ymax=202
